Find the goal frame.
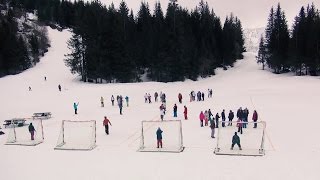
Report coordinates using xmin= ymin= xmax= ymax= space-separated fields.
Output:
xmin=214 ymin=121 xmax=266 ymax=156
xmin=5 ymin=119 xmax=44 ymax=146
xmin=54 ymin=120 xmax=97 ymax=151
xmin=138 ymin=120 xmax=184 ymax=153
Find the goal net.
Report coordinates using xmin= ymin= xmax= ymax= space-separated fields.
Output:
xmin=138 ymin=120 xmax=184 ymax=153
xmin=54 ymin=120 xmax=96 ymax=150
xmin=5 ymin=120 xmax=44 ymax=146
xmin=214 ymin=121 xmax=266 ymax=156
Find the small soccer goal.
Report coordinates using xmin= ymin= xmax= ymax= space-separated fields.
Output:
xmin=214 ymin=121 xmax=266 ymax=156
xmin=5 ymin=119 xmax=44 ymax=146
xmin=54 ymin=120 xmax=96 ymax=151
xmin=138 ymin=120 xmax=184 ymax=153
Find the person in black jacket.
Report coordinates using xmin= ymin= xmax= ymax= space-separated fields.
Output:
xmin=28 ymin=123 xmax=36 ymax=140
xmin=173 ymin=104 xmax=178 ymax=117
xmin=215 ymin=113 xmax=220 ymax=128
xmin=231 ymin=132 xmax=242 ymax=150
xmin=221 ymin=109 xmax=226 ymax=127
xmin=228 ymin=110 xmax=234 ymax=126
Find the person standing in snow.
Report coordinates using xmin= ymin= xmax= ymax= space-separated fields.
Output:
xmin=58 ymin=84 xmax=61 ymax=92
xmin=228 ymin=110 xmax=234 ymax=126
xmin=183 ymin=105 xmax=188 ymax=120
xmin=236 ymin=107 xmax=243 ymax=120
xmin=208 ymin=109 xmax=213 ymax=119
xmin=199 ymin=111 xmax=205 ymax=127
xmin=243 ymin=108 xmax=249 ymax=128
xmin=103 ymin=116 xmax=112 ymax=135
xmin=154 ymin=92 xmax=158 ymax=102
xmin=231 ymin=132 xmax=242 ymax=150
xmin=148 ymin=93 xmax=152 ymax=103
xmin=118 ymin=96 xmax=123 ymax=115
xmin=221 ymin=109 xmax=226 ymax=127
xmin=73 ymin=102 xmax=79 ymax=114
xmin=160 ymin=106 xmax=165 ymax=121
xmin=215 ymin=113 xmax=220 ymax=128
xmin=210 ymin=120 xmax=215 ymax=138
xmin=201 ymin=92 xmax=205 ymax=101
xmin=237 ymin=118 xmax=243 ymax=134
xmin=111 ymin=95 xmax=115 ymax=106
xmin=28 ymin=123 xmax=36 ymax=140
xmin=100 ymin=96 xmax=104 ymax=107
xmin=178 ymin=93 xmax=182 ymax=104
xmin=28 ymin=86 xmax=32 ymax=91
xmin=204 ymin=110 xmax=209 ymax=126
xmin=252 ymin=110 xmax=258 ymax=128
xmin=173 ymin=104 xmax=178 ymax=117
xmin=208 ymin=110 xmax=214 ymax=127
xmin=156 ymin=127 xmax=163 ymax=148
xmin=125 ymin=96 xmax=129 ymax=107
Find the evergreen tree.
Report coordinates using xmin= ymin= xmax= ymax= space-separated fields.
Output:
xmin=264 ymin=3 xmax=289 ymax=73
xmin=136 ymin=2 xmax=153 ymax=70
xmin=290 ymin=7 xmax=307 ymax=75
xmin=304 ymin=4 xmax=319 ymax=75
xmin=256 ymin=35 xmax=267 ymax=70
xmin=64 ymin=33 xmax=86 ymax=81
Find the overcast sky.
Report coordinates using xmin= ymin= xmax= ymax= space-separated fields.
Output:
xmin=92 ymin=0 xmax=320 ymax=28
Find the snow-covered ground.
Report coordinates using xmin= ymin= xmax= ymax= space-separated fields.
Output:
xmin=1 ymin=27 xmax=320 ymax=180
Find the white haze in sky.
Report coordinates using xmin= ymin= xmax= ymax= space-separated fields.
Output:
xmin=89 ymin=0 xmax=320 ymax=28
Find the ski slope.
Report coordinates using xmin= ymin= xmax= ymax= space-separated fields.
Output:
xmin=0 ymin=27 xmax=320 ymax=180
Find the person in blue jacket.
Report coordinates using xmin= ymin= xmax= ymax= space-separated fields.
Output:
xmin=73 ymin=102 xmax=79 ymax=114
xmin=125 ymin=96 xmax=129 ymax=107
xmin=156 ymin=127 xmax=163 ymax=148
xmin=173 ymin=104 xmax=178 ymax=117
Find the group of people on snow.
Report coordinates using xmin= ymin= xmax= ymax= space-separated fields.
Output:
xmin=190 ymin=90 xmax=212 ymax=102
xmin=145 ymin=92 xmax=167 ymax=104
xmin=159 ymin=102 xmax=189 ymax=121
xmin=199 ymin=108 xmax=259 ymax=142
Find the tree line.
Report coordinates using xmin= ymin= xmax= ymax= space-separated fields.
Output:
xmin=0 ymin=1 xmax=49 ymax=77
xmin=257 ymin=3 xmax=320 ymax=76
xmin=13 ymin=0 xmax=245 ymax=82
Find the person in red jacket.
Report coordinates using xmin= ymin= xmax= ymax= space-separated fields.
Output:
xmin=199 ymin=111 xmax=205 ymax=127
xmin=103 ymin=116 xmax=112 ymax=135
xmin=183 ymin=106 xmax=188 ymax=120
xmin=252 ymin=110 xmax=258 ymax=128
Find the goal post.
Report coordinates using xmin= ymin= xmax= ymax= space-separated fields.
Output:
xmin=214 ymin=121 xmax=266 ymax=156
xmin=54 ymin=120 xmax=96 ymax=151
xmin=138 ymin=120 xmax=184 ymax=153
xmin=5 ymin=119 xmax=44 ymax=146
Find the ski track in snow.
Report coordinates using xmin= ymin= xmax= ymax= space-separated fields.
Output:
xmin=0 ymin=27 xmax=320 ymax=180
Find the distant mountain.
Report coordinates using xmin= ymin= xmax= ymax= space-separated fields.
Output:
xmin=243 ymin=27 xmax=265 ymax=53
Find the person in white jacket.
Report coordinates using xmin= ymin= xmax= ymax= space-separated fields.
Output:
xmin=160 ymin=107 xmax=165 ymax=121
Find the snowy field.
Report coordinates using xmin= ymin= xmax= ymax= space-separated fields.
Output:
xmin=1 ymin=27 xmax=320 ymax=180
